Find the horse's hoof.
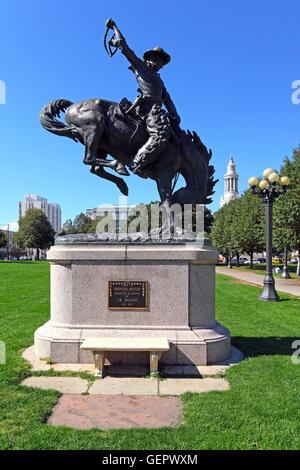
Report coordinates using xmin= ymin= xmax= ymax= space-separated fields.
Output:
xmin=116 ymin=166 xmax=130 ymax=176
xmin=90 ymin=165 xmax=100 ymax=173
xmin=117 ymin=169 xmax=130 ymax=176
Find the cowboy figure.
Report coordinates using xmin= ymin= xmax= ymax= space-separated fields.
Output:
xmin=106 ymin=18 xmax=181 ymax=175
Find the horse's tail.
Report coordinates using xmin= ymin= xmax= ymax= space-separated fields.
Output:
xmin=39 ymin=99 xmax=79 ymax=142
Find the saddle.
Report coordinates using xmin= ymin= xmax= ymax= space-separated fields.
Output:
xmin=114 ymin=97 xmax=182 ymax=145
xmin=114 ymin=98 xmax=142 ymax=124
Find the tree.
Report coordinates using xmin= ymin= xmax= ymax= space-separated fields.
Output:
xmin=61 ymin=213 xmax=96 ymax=234
xmin=204 ymin=207 xmax=214 ymax=235
xmin=0 ymin=230 xmax=7 ymax=250
xmin=61 ymin=218 xmax=76 ymax=235
xmin=65 ymin=204 xmax=215 ymax=237
xmin=273 ymin=146 xmax=300 ymax=275
xmin=184 ymin=205 xmax=215 ymax=236
xmin=237 ymin=191 xmax=264 ymax=268
xmin=211 ymin=205 xmax=229 ymax=260
xmin=127 ymin=202 xmax=214 ymax=236
xmin=73 ymin=213 xmax=94 ymax=233
xmin=211 ymin=200 xmax=244 ymax=263
xmin=14 ymin=209 xmax=55 ymax=260
xmin=223 ymin=198 xmax=243 ymax=263
xmin=86 ymin=218 xmax=101 ymax=233
xmin=211 ymin=191 xmax=264 ymax=268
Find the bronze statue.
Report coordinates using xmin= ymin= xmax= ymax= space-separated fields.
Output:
xmin=40 ymin=19 xmax=217 ymax=208
xmin=105 ymin=19 xmax=180 ymax=177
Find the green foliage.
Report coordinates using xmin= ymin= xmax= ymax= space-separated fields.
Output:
xmin=63 ymin=204 xmax=214 ymax=237
xmin=212 ymin=145 xmax=300 ymax=272
xmin=273 ymin=189 xmax=300 ymax=250
xmin=273 ymin=146 xmax=300 ymax=274
xmin=211 ymin=205 xmax=228 ymax=256
xmin=203 ymin=207 xmax=214 ymax=234
xmin=211 ymin=191 xmax=264 ymax=264
xmin=73 ymin=213 xmax=94 ymax=233
xmin=127 ymin=202 xmax=214 ymax=235
xmin=127 ymin=203 xmax=155 ymax=233
xmin=61 ymin=213 xmax=98 ymax=234
xmin=237 ymin=191 xmax=264 ymax=258
xmin=0 ymin=230 xmax=7 ymax=249
xmin=60 ymin=218 xmax=75 ymax=235
xmin=14 ymin=209 xmax=54 ymax=253
xmin=280 ymin=147 xmax=300 ymax=185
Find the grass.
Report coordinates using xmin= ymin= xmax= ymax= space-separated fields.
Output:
xmin=218 ymin=263 xmax=300 ymax=283
xmin=0 ymin=261 xmax=300 ymax=450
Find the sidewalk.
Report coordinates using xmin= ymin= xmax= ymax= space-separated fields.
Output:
xmin=216 ymin=267 xmax=300 ymax=298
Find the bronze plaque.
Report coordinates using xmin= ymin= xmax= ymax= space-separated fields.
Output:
xmin=108 ymin=281 xmax=148 ymax=310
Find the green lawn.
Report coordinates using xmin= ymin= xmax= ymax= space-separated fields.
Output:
xmin=0 ymin=261 xmax=300 ymax=450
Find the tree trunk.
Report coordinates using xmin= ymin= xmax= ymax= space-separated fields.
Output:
xmin=227 ymin=253 xmax=233 ymax=269
xmin=36 ymin=248 xmax=40 ymax=261
xmin=237 ymin=253 xmax=240 ymax=268
xmin=297 ymin=244 xmax=300 ymax=276
xmin=250 ymin=252 xmax=254 ymax=269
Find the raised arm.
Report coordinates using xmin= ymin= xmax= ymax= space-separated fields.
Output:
xmin=163 ymin=87 xmax=181 ymax=124
xmin=106 ymin=18 xmax=144 ymax=70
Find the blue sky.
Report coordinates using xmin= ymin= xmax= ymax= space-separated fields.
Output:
xmin=1 ymin=0 xmax=300 ymax=228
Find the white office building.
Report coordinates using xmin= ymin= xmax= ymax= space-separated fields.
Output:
xmin=220 ymin=156 xmax=239 ymax=208
xmin=19 ymin=194 xmax=62 ymax=234
xmin=86 ymin=205 xmax=136 ymax=231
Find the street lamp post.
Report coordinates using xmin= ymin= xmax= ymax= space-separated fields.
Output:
xmin=248 ymin=169 xmax=290 ymax=302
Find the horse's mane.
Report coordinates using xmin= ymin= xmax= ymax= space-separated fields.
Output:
xmin=185 ymin=130 xmax=218 ymax=204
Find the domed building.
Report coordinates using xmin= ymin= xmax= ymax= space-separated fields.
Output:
xmin=220 ymin=156 xmax=239 ymax=208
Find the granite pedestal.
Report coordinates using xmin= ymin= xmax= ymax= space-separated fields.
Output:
xmin=34 ymin=237 xmax=231 ymax=365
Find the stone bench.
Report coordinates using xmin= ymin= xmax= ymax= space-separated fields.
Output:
xmin=80 ymin=338 xmax=170 ymax=378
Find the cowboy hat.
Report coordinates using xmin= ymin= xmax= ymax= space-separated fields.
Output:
xmin=143 ymin=47 xmax=171 ymax=65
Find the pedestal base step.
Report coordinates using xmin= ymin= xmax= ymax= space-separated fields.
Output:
xmin=34 ymin=322 xmax=231 ymax=366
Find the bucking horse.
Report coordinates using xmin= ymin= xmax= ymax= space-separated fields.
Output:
xmin=39 ymin=97 xmax=217 ymax=208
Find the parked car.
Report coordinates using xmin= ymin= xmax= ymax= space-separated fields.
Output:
xmin=255 ymin=258 xmax=266 ymax=264
xmin=289 ymin=258 xmax=298 ymax=264
xmin=273 ymin=258 xmax=284 ymax=265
